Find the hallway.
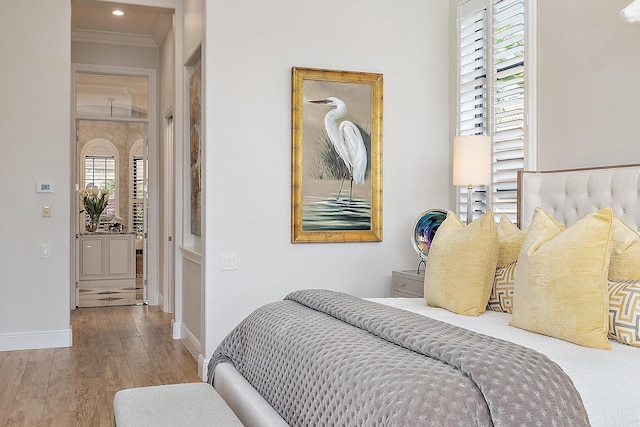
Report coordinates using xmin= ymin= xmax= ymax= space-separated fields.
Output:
xmin=0 ymin=306 xmax=200 ymax=426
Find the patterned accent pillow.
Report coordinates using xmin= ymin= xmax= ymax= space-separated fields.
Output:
xmin=608 ymin=279 xmax=640 ymax=348
xmin=487 ymin=261 xmax=517 ymax=313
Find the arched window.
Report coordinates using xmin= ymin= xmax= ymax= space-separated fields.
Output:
xmin=80 ymin=139 xmax=119 ymax=218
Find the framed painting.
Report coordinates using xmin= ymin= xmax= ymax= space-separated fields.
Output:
xmin=291 ymin=67 xmax=383 ymax=243
xmin=189 ymin=62 xmax=202 ymax=236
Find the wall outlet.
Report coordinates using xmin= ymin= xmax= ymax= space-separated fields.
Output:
xmin=220 ymin=253 xmax=238 ymax=271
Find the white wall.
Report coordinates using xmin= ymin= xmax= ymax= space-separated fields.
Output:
xmin=536 ymin=0 xmax=640 ymax=169
xmin=201 ymin=0 xmax=452 ymax=358
xmin=0 ymin=0 xmax=71 ymax=350
xmin=183 ymin=0 xmax=203 ymax=62
xmin=181 ymin=255 xmax=202 ymax=358
xmin=4 ymin=0 xmax=634 ymax=360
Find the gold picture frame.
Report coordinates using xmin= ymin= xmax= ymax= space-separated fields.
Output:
xmin=291 ymin=67 xmax=383 ymax=243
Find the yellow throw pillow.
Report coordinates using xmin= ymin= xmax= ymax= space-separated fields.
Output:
xmin=424 ymin=210 xmax=499 ymax=316
xmin=510 ymin=207 xmax=613 ymax=350
xmin=610 ymin=217 xmax=640 ymax=281
xmin=496 ymin=215 xmax=527 ymax=267
xmin=486 ymin=216 xmax=526 ymax=314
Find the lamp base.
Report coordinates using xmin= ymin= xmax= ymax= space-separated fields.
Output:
xmin=466 ymin=184 xmax=473 ymax=225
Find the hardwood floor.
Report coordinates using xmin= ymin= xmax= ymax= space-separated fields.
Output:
xmin=0 ymin=305 xmax=201 ymax=426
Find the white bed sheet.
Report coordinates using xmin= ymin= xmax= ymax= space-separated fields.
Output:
xmin=367 ymin=297 xmax=640 ymax=427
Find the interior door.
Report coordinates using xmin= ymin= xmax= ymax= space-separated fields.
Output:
xmin=74 ymin=120 xmax=80 ymax=308
xmin=142 ymin=124 xmax=149 ymax=304
xmin=163 ymin=113 xmax=175 ymax=312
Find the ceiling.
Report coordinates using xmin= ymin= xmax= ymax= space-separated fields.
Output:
xmin=71 ymin=0 xmax=174 ymax=47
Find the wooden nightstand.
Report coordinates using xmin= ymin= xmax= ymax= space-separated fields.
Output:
xmin=391 ymin=270 xmax=425 ymax=298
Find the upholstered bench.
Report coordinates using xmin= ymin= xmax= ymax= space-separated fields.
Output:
xmin=113 ymin=382 xmax=243 ymax=426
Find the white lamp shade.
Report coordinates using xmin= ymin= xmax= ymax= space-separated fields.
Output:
xmin=452 ymin=135 xmax=492 ymax=186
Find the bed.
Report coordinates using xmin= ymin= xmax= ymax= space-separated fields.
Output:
xmin=208 ymin=164 xmax=640 ymax=427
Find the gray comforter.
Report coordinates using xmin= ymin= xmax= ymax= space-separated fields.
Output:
xmin=208 ymin=289 xmax=590 ymax=427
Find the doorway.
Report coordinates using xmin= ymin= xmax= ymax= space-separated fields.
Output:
xmin=76 ymin=119 xmax=148 ymax=307
xmin=72 ymin=66 xmax=156 ymax=308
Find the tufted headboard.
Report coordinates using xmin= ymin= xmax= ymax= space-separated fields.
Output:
xmin=518 ymin=164 xmax=640 ymax=231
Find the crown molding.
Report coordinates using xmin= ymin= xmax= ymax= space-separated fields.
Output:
xmin=72 ymin=29 xmax=158 ymax=48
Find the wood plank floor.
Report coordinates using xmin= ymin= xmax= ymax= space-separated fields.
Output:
xmin=0 ymin=305 xmax=201 ymax=426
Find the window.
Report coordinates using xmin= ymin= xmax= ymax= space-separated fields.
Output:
xmin=76 ymin=73 xmax=148 ymax=119
xmin=80 ymin=138 xmax=120 ymax=226
xmin=456 ymin=0 xmax=526 ymax=223
xmin=84 ymin=155 xmax=116 ymax=217
xmin=132 ymin=156 xmax=145 ymax=238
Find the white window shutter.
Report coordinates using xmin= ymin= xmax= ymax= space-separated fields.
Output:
xmin=132 ymin=157 xmax=145 ymax=238
xmin=84 ymin=156 xmax=117 ymax=218
xmin=491 ymin=0 xmax=525 ymax=223
xmin=457 ymin=1 xmax=489 ymax=222
xmin=456 ymin=0 xmax=526 ymax=223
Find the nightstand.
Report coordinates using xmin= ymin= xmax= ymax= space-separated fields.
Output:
xmin=391 ymin=270 xmax=425 ymax=298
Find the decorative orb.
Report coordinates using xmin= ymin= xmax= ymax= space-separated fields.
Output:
xmin=411 ymin=209 xmax=447 ymax=260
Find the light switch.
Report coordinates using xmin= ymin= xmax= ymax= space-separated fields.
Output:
xmin=42 ymin=205 xmax=51 ymax=218
xmin=41 ymin=244 xmax=50 ymax=258
xmin=220 ymin=253 xmax=238 ymax=271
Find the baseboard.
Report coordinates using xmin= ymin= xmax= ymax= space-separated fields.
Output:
xmin=180 ymin=323 xmax=201 ymax=360
xmin=0 ymin=328 xmax=73 ymax=351
xmin=171 ymin=320 xmax=181 ymax=339
xmin=157 ymin=293 xmax=164 ymax=309
xmin=198 ymin=354 xmax=210 ymax=381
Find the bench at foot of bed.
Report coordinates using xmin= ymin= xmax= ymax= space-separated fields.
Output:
xmin=113 ymin=382 xmax=243 ymax=427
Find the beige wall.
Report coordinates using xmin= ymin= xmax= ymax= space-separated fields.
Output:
xmin=536 ymin=0 xmax=640 ymax=169
xmin=72 ymin=41 xmax=159 ymax=69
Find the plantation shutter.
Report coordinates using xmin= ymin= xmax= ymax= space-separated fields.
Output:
xmin=491 ymin=0 xmax=525 ymax=222
xmin=84 ymin=155 xmax=116 ymax=217
xmin=132 ymin=156 xmax=145 ymax=238
xmin=457 ymin=1 xmax=489 ymax=221
xmin=456 ymin=0 xmax=526 ymax=223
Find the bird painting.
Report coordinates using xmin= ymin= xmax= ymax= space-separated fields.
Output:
xmin=308 ymin=96 xmax=368 ymax=202
xmin=622 ymin=0 xmax=640 ymax=22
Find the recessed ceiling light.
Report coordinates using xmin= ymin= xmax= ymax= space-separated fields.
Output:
xmin=112 ymin=9 xmax=125 ymax=16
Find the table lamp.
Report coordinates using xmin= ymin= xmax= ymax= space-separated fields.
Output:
xmin=452 ymin=135 xmax=491 ymax=224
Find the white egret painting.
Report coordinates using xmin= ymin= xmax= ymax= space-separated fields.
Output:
xmin=291 ymin=67 xmax=383 ymax=243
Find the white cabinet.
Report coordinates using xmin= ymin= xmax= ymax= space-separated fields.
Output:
xmin=80 ymin=235 xmax=105 ymax=279
xmin=79 ymin=233 xmax=136 ymax=307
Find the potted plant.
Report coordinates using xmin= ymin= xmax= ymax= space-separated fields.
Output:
xmin=80 ymin=186 xmax=110 ymax=232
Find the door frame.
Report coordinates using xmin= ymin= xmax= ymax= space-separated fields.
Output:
xmin=162 ymin=108 xmax=175 ymax=313
xmin=71 ymin=63 xmax=158 ymax=308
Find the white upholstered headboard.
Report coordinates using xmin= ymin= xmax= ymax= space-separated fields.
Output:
xmin=518 ymin=164 xmax=640 ymax=231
